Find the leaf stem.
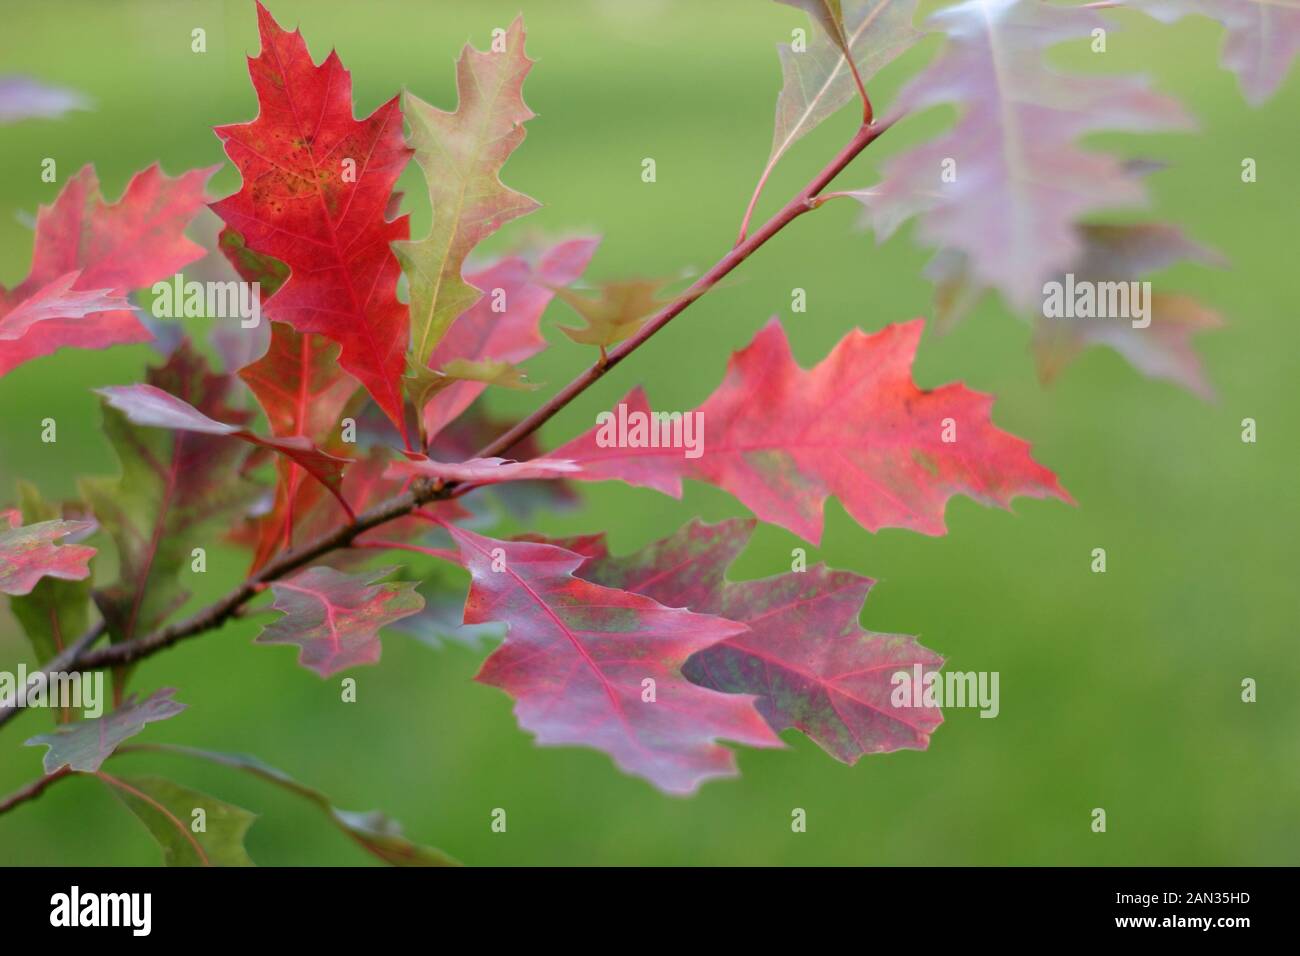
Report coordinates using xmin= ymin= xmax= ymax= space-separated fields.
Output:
xmin=0 ymin=622 xmax=106 ymax=731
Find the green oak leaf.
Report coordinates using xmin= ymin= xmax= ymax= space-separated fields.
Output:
xmin=25 ymin=688 xmax=186 ymax=773
xmin=123 ymin=745 xmax=459 ymax=866
xmin=395 ymin=17 xmax=540 ymax=367
xmin=109 ymin=775 xmax=255 ymax=867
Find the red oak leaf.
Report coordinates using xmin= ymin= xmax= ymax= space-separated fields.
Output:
xmin=422 ymin=237 xmax=599 ymax=442
xmin=553 ymin=318 xmax=1069 ymax=543
xmin=238 ymin=322 xmax=359 ymax=554
xmin=575 ymin=519 xmax=944 ymax=763
xmin=255 ymin=566 xmax=424 ymax=677
xmin=219 ymin=221 xmax=359 ymax=555
xmin=0 ymin=512 xmax=96 ymax=596
xmin=449 ymin=526 xmax=782 ymax=794
xmin=236 ymin=446 xmax=468 ymax=573
xmin=95 ymin=383 xmax=352 ymax=513
xmin=0 ymin=272 xmax=126 ymax=341
xmin=385 ymin=454 xmax=577 ymax=485
xmin=4 ymin=483 xmax=94 ymax=663
xmin=512 ymin=531 xmax=610 ymax=560
xmin=238 ymin=324 xmax=356 ymax=443
xmin=0 ymin=164 xmax=214 ymax=375
xmin=211 ymin=1 xmax=412 ymax=437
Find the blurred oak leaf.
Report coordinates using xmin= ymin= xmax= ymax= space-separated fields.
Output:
xmin=0 ymin=75 xmax=89 ymax=124
xmin=855 ymin=0 xmax=1192 ymax=308
xmin=119 ymin=745 xmax=459 ymax=866
xmin=554 ymin=277 xmax=672 ymax=348
xmin=1128 ymin=0 xmax=1300 ymax=105
xmin=1033 ymin=223 xmax=1226 ymax=398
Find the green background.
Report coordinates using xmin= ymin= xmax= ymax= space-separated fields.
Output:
xmin=1 ymin=0 xmax=1295 ymax=866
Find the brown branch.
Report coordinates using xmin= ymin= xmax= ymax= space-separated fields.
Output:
xmin=0 ymin=120 xmax=890 ymax=721
xmin=0 ymin=767 xmax=72 ymax=815
xmin=0 ymin=622 xmax=106 ymax=731
xmin=76 ymin=477 xmax=447 ymax=671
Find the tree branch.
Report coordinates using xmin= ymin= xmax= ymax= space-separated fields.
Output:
xmin=0 ymin=623 xmax=106 ymax=731
xmin=0 ymin=120 xmax=890 ymax=723
xmin=0 ymin=767 xmax=72 ymax=815
xmin=75 ymin=477 xmax=448 ymax=671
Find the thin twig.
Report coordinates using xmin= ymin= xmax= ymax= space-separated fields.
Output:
xmin=0 ymin=767 xmax=72 ymax=815
xmin=75 ymin=478 xmax=447 ymax=671
xmin=0 ymin=622 xmax=107 ymax=731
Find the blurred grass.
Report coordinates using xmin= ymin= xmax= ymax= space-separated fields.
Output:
xmin=0 ymin=0 xmax=1296 ymax=865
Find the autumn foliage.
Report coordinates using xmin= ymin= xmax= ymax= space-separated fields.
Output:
xmin=1 ymin=0 xmax=1290 ymax=864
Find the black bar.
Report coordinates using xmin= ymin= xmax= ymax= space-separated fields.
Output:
xmin=0 ymin=866 xmax=1280 ymax=941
